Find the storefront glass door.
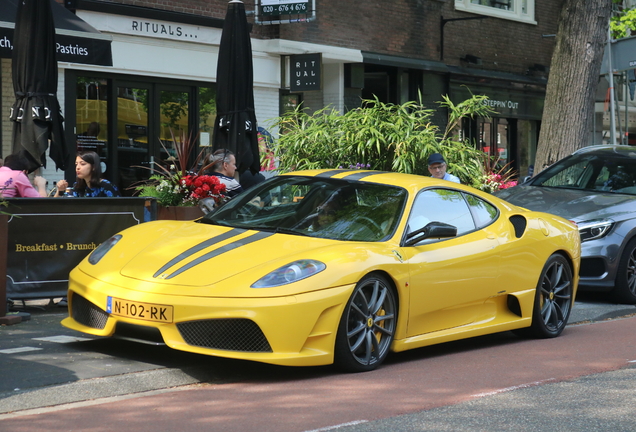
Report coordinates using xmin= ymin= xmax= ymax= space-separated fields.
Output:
xmin=158 ymin=87 xmax=190 ymax=161
xmin=117 ymin=84 xmax=150 ymax=195
xmin=68 ymin=73 xmax=215 ymax=196
xmin=477 ymin=118 xmax=510 ymax=165
xmin=75 ymin=76 xmax=109 ymax=175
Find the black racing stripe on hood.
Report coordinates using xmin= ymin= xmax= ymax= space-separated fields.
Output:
xmin=164 ymin=231 xmax=275 ymax=280
xmin=341 ymin=171 xmax=386 ymax=181
xmin=153 ymin=228 xmax=247 ymax=278
xmin=315 ymin=169 xmax=357 ymax=178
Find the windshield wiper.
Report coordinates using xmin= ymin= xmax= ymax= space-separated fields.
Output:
xmin=274 ymin=226 xmax=310 ymax=237
xmin=198 ymin=221 xmax=311 ymax=237
xmin=198 ymin=218 xmax=230 ymax=226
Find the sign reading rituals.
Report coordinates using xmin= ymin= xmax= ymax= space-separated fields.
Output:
xmin=290 ymin=53 xmax=322 ymax=91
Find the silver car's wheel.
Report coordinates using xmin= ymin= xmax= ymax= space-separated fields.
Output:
xmin=524 ymin=254 xmax=573 ymax=338
xmin=612 ymin=237 xmax=636 ymax=304
xmin=334 ymin=274 xmax=397 ymax=372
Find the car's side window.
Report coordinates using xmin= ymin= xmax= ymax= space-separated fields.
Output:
xmin=407 ymin=189 xmax=476 ymax=239
xmin=538 ymin=159 xmax=589 ymax=188
xmin=464 ymin=193 xmax=498 ymax=229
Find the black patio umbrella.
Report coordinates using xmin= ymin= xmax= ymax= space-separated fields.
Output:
xmin=10 ymin=0 xmax=68 ymax=173
xmin=212 ymin=0 xmax=260 ymax=175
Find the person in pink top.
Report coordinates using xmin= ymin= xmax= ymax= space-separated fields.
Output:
xmin=0 ymin=153 xmax=48 ymax=198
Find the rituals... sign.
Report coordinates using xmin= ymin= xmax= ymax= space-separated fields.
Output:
xmin=290 ymin=53 xmax=322 ymax=91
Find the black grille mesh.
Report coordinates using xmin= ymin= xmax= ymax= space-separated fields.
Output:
xmin=580 ymin=258 xmax=606 ymax=277
xmin=509 ymin=215 xmax=527 ymax=238
xmin=177 ymin=319 xmax=272 ymax=352
xmin=72 ymin=294 xmax=109 ymax=330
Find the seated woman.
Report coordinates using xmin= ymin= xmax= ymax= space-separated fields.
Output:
xmin=0 ymin=153 xmax=48 ymax=197
xmin=55 ymin=151 xmax=120 ymax=198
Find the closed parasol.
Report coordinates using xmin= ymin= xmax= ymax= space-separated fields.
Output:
xmin=10 ymin=0 xmax=68 ymax=173
xmin=212 ymin=0 xmax=260 ymax=175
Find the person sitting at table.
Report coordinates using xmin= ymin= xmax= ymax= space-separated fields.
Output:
xmin=0 ymin=153 xmax=48 ymax=197
xmin=55 ymin=151 xmax=121 ymax=197
xmin=204 ymin=149 xmax=244 ymax=198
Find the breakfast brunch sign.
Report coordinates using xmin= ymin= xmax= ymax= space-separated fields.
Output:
xmin=5 ymin=198 xmax=146 ymax=299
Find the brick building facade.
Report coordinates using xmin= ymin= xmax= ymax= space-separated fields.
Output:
xmin=1 ymin=0 xmax=564 ymax=189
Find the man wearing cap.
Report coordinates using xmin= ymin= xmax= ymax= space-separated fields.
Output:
xmin=427 ymin=153 xmax=460 ymax=183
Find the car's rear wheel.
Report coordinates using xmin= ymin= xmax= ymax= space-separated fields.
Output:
xmin=612 ymin=237 xmax=636 ymax=304
xmin=334 ymin=274 xmax=397 ymax=372
xmin=518 ymin=254 xmax=573 ymax=338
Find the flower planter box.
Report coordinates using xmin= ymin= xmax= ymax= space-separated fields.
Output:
xmin=157 ymin=206 xmax=204 ymax=220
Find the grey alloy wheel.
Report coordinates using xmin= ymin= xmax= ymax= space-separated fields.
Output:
xmin=334 ymin=274 xmax=397 ymax=372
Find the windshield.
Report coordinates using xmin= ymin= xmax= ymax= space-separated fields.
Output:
xmin=532 ymin=152 xmax=636 ymax=195
xmin=201 ymin=176 xmax=408 ymax=242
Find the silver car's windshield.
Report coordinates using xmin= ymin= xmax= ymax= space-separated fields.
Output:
xmin=200 ymin=176 xmax=408 ymax=242
xmin=532 ymin=153 xmax=636 ymax=195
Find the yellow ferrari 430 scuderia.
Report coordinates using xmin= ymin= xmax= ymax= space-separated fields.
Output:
xmin=62 ymin=170 xmax=580 ymax=372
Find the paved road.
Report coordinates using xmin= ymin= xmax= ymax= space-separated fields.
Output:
xmin=0 ymin=295 xmax=634 ymax=431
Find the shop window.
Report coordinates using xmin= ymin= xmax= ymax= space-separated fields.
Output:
xmin=117 ymin=86 xmax=149 ymax=195
xmin=159 ymin=90 xmax=189 ymax=158
xmin=71 ymin=73 xmax=215 ymax=195
xmin=280 ymin=93 xmax=302 ymax=115
xmin=199 ymin=87 xmax=216 ymax=148
xmin=76 ymin=77 xmax=109 ymax=174
xmin=455 ymin=0 xmax=535 ymax=24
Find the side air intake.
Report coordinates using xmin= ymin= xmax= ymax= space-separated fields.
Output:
xmin=509 ymin=215 xmax=527 ymax=238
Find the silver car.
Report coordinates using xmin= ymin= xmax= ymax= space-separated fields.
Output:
xmin=496 ymin=145 xmax=636 ymax=304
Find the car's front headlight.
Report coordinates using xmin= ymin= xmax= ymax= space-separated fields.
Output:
xmin=575 ymin=219 xmax=614 ymax=242
xmin=88 ymin=235 xmax=122 ymax=265
xmin=252 ymin=259 xmax=326 ymax=288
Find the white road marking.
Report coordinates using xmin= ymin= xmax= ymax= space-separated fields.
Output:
xmin=0 ymin=346 xmax=43 ymax=354
xmin=471 ymin=378 xmax=557 ymax=398
xmin=32 ymin=335 xmax=92 ymax=343
xmin=304 ymin=420 xmax=369 ymax=432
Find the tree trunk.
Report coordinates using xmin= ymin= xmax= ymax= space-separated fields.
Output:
xmin=535 ymin=0 xmax=612 ymax=173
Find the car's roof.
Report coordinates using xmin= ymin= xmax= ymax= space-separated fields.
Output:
xmin=572 ymin=145 xmax=636 ymax=156
xmin=279 ymin=169 xmax=453 ymax=190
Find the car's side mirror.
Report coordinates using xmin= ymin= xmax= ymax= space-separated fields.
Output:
xmin=522 ymin=175 xmax=532 ymax=184
xmin=404 ymin=222 xmax=457 ymax=246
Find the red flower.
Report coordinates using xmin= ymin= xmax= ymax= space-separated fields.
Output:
xmin=173 ymin=174 xmax=228 ymax=205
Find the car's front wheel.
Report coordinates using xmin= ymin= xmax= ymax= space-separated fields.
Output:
xmin=334 ymin=274 xmax=397 ymax=372
xmin=520 ymin=253 xmax=574 ymax=338
xmin=612 ymin=237 xmax=636 ymax=304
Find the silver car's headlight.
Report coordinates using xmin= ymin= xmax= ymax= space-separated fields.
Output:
xmin=88 ymin=235 xmax=122 ymax=265
xmin=252 ymin=259 xmax=326 ymax=288
xmin=576 ymin=219 xmax=614 ymax=242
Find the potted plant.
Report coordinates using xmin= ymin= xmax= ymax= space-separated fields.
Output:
xmin=479 ymin=155 xmax=518 ymax=194
xmin=135 ymin=130 xmax=227 ymax=220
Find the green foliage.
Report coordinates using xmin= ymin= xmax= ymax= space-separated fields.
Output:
xmin=611 ymin=2 xmax=636 ymax=39
xmin=136 ymin=174 xmax=186 ymax=207
xmin=0 ymin=198 xmax=9 ymax=216
xmin=160 ymin=92 xmax=189 ymax=129
xmin=272 ymin=93 xmax=495 ymax=187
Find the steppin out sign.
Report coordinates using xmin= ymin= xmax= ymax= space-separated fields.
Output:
xmin=483 ymin=99 xmax=519 ymax=110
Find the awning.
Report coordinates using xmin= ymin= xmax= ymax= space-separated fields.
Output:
xmin=362 ymin=51 xmax=449 ymax=73
xmin=0 ymin=0 xmax=112 ymax=66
